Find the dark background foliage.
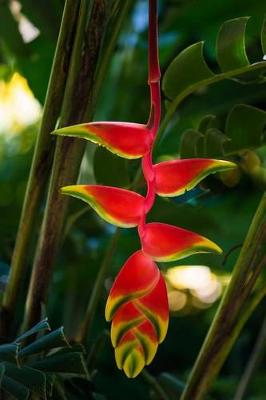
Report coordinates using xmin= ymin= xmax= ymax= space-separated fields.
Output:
xmin=0 ymin=0 xmax=265 ymax=399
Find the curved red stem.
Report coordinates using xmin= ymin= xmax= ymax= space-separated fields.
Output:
xmin=139 ymin=0 xmax=161 ymax=240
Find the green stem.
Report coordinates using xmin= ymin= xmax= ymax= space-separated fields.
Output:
xmin=142 ymin=369 xmax=170 ymax=400
xmin=233 ymin=309 xmax=266 ymax=400
xmin=0 ymin=0 xmax=81 ymax=336
xmin=22 ymin=0 xmax=109 ymax=331
xmin=76 ymin=229 xmax=120 ymax=343
xmin=180 ymin=192 xmax=266 ymax=400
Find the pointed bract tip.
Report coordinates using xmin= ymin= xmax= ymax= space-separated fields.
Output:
xmin=204 ymin=239 xmax=223 ymax=255
xmin=123 ymin=350 xmax=145 ymax=378
xmin=60 ymin=185 xmax=75 ymax=194
xmin=215 ymin=160 xmax=237 ymax=170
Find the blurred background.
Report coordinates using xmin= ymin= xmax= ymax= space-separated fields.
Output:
xmin=0 ymin=0 xmax=265 ymax=399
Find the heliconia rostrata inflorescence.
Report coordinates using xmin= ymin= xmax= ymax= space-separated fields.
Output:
xmin=53 ymin=0 xmax=235 ymax=378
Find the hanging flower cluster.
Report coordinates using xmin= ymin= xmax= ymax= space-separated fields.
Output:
xmin=53 ymin=0 xmax=234 ymax=378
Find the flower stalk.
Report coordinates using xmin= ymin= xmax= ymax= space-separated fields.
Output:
xmin=180 ymin=192 xmax=266 ymax=400
xmin=22 ymin=0 xmax=109 ymax=331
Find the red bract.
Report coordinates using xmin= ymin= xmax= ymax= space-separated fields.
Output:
xmin=141 ymin=222 xmax=222 ymax=262
xmin=105 ymin=251 xmax=168 ymax=378
xmin=154 ymin=158 xmax=236 ymax=197
xmin=61 ymin=185 xmax=145 ymax=228
xmin=54 ymin=0 xmax=235 ymax=378
xmin=105 ymin=251 xmax=160 ymax=320
xmin=52 ymin=122 xmax=152 ymax=159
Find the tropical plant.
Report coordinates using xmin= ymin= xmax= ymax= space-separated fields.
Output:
xmin=52 ymin=0 xmax=235 ymax=378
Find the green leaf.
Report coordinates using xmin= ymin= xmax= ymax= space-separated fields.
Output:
xmin=19 ymin=327 xmax=69 ymax=357
xmin=179 ymin=129 xmax=203 ymax=158
xmin=198 ymin=114 xmax=219 ymax=133
xmin=0 ymin=343 xmax=19 ymax=363
xmin=30 ymin=352 xmax=89 ymax=378
xmin=179 ymin=105 xmax=266 ymax=158
xmin=225 ymin=104 xmax=266 ymax=153
xmin=216 ymin=17 xmax=250 ymax=72
xmin=15 ymin=318 xmax=50 ymax=343
xmin=4 ymin=363 xmax=47 ymax=399
xmin=162 ymin=42 xmax=214 ymax=100
xmin=203 ymin=128 xmax=229 ymax=157
xmin=195 ymin=128 xmax=229 ymax=158
xmin=93 ymin=146 xmax=129 ymax=187
xmin=1 ymin=375 xmax=29 ymax=400
xmin=158 ymin=17 xmax=266 ymax=145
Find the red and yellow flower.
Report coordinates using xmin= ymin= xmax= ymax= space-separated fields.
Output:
xmin=53 ymin=0 xmax=235 ymax=378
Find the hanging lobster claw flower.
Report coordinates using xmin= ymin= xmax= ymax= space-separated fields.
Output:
xmin=105 ymin=250 xmax=169 ymax=378
xmin=141 ymin=222 xmax=222 ymax=262
xmin=52 ymin=121 xmax=152 ymax=159
xmin=154 ymin=158 xmax=236 ymax=197
xmin=61 ymin=185 xmax=145 ymax=228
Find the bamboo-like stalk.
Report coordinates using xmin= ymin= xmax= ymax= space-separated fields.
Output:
xmin=22 ymin=0 xmax=109 ymax=331
xmin=74 ymin=0 xmax=134 ymax=344
xmin=233 ymin=312 xmax=266 ymax=400
xmin=0 ymin=0 xmax=81 ymax=336
xmin=180 ymin=192 xmax=266 ymax=400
